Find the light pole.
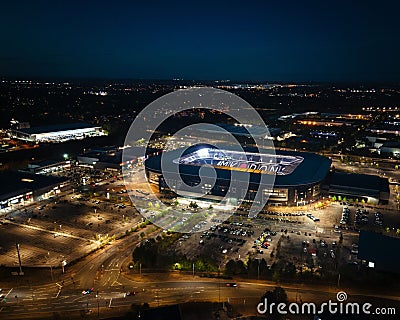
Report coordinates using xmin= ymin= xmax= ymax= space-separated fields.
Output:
xmin=96 ymin=291 xmax=100 ymax=318
xmin=16 ymin=243 xmax=23 ymax=275
xmin=48 ymin=252 xmax=53 ymax=281
xmin=61 ymin=260 xmax=67 ymax=273
xmin=218 ymin=264 xmax=221 ymax=305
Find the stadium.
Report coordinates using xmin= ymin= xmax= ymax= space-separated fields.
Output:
xmin=145 ymin=144 xmax=332 ymax=206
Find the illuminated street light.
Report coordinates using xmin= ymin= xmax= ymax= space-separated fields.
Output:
xmin=61 ymin=259 xmax=67 ymax=273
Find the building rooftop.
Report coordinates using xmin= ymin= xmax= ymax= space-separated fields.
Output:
xmin=327 ymin=172 xmax=390 ymax=193
xmin=358 ymin=230 xmax=400 ymax=274
xmin=28 ymin=159 xmax=68 ymax=168
xmin=0 ymin=171 xmax=66 ymax=202
xmin=197 ymin=123 xmax=281 ymax=138
xmin=368 ymin=124 xmax=400 ymax=133
xmin=380 ymin=141 xmax=400 ymax=148
xmin=15 ymin=122 xmax=98 ymax=135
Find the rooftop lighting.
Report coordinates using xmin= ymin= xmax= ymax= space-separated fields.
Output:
xmin=196 ymin=148 xmax=209 ymax=158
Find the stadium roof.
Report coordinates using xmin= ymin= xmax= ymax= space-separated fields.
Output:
xmin=358 ymin=230 xmax=400 ymax=274
xmin=145 ymin=144 xmax=331 ymax=187
xmin=14 ymin=122 xmax=98 ymax=135
xmin=0 ymin=171 xmax=66 ymax=202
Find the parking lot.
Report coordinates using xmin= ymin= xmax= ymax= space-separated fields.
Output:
xmin=165 ymin=200 xmax=382 ymax=275
xmin=0 ymin=173 xmax=142 ymax=267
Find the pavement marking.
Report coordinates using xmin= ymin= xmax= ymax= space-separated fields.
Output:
xmin=4 ymin=220 xmax=97 ymax=243
xmin=111 ymin=280 xmax=122 ymax=286
xmin=72 ymin=296 xmax=85 ymax=302
xmin=4 ymin=288 xmax=13 ymax=299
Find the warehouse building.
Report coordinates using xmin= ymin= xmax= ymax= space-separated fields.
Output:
xmin=323 ymin=172 xmax=390 ymax=204
xmin=0 ymin=171 xmax=67 ymax=211
xmin=358 ymin=231 xmax=400 ymax=274
xmin=8 ymin=122 xmax=105 ymax=143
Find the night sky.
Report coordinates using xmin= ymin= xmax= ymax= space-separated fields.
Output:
xmin=1 ymin=0 xmax=399 ymax=82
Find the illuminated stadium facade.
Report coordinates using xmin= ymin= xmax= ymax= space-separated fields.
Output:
xmin=145 ymin=144 xmax=332 ymax=206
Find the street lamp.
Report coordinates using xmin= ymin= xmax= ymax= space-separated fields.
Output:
xmin=47 ymin=252 xmax=53 ymax=281
xmin=96 ymin=291 xmax=100 ymax=318
xmin=16 ymin=243 xmax=23 ymax=275
xmin=61 ymin=260 xmax=67 ymax=273
xmin=218 ymin=264 xmax=221 ymax=305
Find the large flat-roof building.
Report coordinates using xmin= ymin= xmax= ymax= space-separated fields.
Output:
xmin=378 ymin=141 xmax=400 ymax=158
xmin=27 ymin=159 xmax=71 ymax=174
xmin=358 ymin=230 xmax=400 ymax=274
xmin=77 ymin=147 xmax=123 ymax=172
xmin=196 ymin=123 xmax=281 ymax=139
xmin=8 ymin=122 xmax=105 ymax=143
xmin=324 ymin=172 xmax=390 ymax=204
xmin=78 ymin=146 xmax=162 ymax=172
xmin=0 ymin=171 xmax=67 ymax=210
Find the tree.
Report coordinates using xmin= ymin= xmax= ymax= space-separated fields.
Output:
xmin=189 ymin=201 xmax=199 ymax=209
xmin=259 ymin=258 xmax=269 ymax=278
xmin=260 ymin=287 xmax=288 ymax=319
xmin=247 ymin=258 xmax=258 ymax=277
xmin=285 ymin=262 xmax=296 ymax=277
xmin=225 ymin=259 xmax=236 ymax=276
xmin=235 ymin=260 xmax=247 ymax=275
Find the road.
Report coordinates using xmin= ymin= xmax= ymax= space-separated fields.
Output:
xmin=2 ymin=275 xmax=400 ymax=319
